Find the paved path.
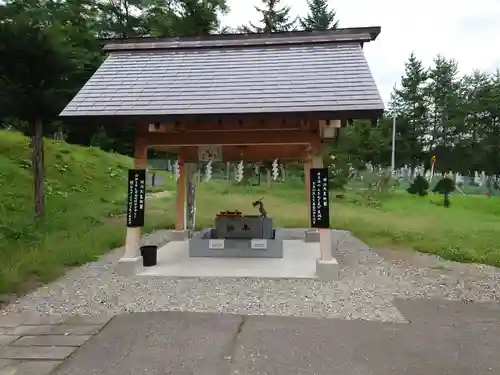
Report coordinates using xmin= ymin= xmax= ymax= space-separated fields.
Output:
xmin=0 ymin=314 xmax=112 ymax=374
xmin=4 ymin=298 xmax=490 ymax=375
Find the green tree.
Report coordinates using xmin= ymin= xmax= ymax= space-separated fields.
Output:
xmin=300 ymin=0 xmax=338 ymax=30
xmin=389 ymin=53 xmax=429 ymax=169
xmin=456 ymin=70 xmax=494 ymax=173
xmin=426 ymin=55 xmax=462 ymax=171
xmin=0 ymin=0 xmax=103 ymax=144
xmin=144 ymin=0 xmax=228 ymax=37
xmin=323 ymin=153 xmax=352 ymax=190
xmin=335 ymin=119 xmax=392 ymax=168
xmin=240 ymin=0 xmax=296 ymax=33
xmin=473 ymin=71 xmax=500 ymax=180
xmin=0 ymin=0 xmax=57 ymax=26
xmin=433 ymin=176 xmax=455 ymax=207
xmin=0 ymin=19 xmax=79 ymax=218
xmin=96 ymin=0 xmax=148 ymax=38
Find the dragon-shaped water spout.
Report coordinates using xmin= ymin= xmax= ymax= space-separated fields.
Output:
xmin=252 ymin=197 xmax=267 ymax=218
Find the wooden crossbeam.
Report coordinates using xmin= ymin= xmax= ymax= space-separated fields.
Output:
xmin=163 ymin=145 xmax=308 ymax=162
xmin=145 ymin=130 xmax=317 ymax=147
xmin=149 ymin=117 xmax=309 ymax=132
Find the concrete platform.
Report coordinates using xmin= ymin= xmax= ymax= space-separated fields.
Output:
xmin=137 ymin=240 xmax=321 ymax=279
xmin=189 ymin=229 xmax=283 ymax=258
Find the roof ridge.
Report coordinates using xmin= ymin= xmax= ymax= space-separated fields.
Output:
xmin=102 ymin=27 xmax=381 ymax=53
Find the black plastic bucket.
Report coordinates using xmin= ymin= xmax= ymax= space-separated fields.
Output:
xmin=140 ymin=245 xmax=158 ymax=267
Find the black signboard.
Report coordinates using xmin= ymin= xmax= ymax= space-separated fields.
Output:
xmin=127 ymin=169 xmax=146 ymax=227
xmin=309 ymin=168 xmax=330 ymax=228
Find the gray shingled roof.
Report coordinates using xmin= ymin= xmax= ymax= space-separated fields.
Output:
xmin=60 ymin=30 xmax=384 ymax=118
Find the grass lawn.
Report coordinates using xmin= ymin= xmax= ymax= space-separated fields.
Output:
xmin=331 ymin=192 xmax=500 ymax=266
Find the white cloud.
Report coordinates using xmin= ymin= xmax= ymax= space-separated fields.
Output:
xmin=222 ymin=0 xmax=500 ymax=102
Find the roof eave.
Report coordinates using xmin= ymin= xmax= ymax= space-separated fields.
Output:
xmin=59 ymin=108 xmax=384 ymax=126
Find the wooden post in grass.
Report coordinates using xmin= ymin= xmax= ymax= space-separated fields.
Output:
xmin=32 ymin=118 xmax=45 ymax=219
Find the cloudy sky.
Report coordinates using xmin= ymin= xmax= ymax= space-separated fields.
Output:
xmin=222 ymin=0 xmax=500 ymax=103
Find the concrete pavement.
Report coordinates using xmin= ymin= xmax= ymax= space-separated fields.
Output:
xmin=0 ymin=314 xmax=112 ymax=375
xmin=46 ymin=298 xmax=500 ymax=375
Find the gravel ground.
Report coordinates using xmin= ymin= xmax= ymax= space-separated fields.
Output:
xmin=1 ymin=229 xmax=499 ymax=322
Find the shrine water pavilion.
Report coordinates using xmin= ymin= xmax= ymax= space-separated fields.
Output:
xmin=60 ymin=27 xmax=384 ymax=280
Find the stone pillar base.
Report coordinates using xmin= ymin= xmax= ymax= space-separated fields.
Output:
xmin=316 ymin=259 xmax=339 ymax=281
xmin=116 ymin=256 xmax=143 ymax=276
xmin=304 ymin=229 xmax=320 ymax=243
xmin=171 ymin=230 xmax=188 ymax=241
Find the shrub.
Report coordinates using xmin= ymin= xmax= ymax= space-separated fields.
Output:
xmin=359 ymin=171 xmax=396 ymax=206
xmin=323 ymin=153 xmax=355 ymax=190
xmin=407 ymin=175 xmax=429 ymax=196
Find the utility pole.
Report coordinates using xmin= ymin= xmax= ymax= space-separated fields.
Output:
xmin=391 ymin=115 xmax=396 ymax=175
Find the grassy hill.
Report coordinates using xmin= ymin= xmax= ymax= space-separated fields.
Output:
xmin=0 ymin=131 xmax=173 ymax=296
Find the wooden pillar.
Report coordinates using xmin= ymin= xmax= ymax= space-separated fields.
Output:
xmin=185 ymin=162 xmax=197 ymax=234
xmin=304 ymin=154 xmax=312 ymax=228
xmin=175 ymin=155 xmax=186 ymax=230
xmin=312 ymin=152 xmax=323 ymax=169
xmin=123 ymin=135 xmax=147 ymax=259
